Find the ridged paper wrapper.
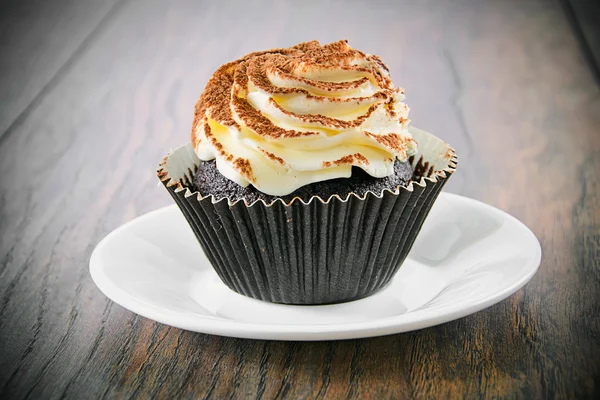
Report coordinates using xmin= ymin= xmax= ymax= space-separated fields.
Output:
xmin=157 ymin=127 xmax=457 ymax=305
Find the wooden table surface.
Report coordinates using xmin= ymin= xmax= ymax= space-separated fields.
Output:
xmin=1 ymin=0 xmax=599 ymax=398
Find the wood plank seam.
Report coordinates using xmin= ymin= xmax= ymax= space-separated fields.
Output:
xmin=0 ymin=0 xmax=128 ymax=145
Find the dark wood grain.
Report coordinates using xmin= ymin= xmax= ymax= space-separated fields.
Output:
xmin=0 ymin=0 xmax=120 ymax=139
xmin=0 ymin=0 xmax=598 ymax=398
xmin=562 ymin=0 xmax=600 ymax=85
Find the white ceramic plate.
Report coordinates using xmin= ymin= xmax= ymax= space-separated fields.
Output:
xmin=90 ymin=193 xmax=541 ymax=341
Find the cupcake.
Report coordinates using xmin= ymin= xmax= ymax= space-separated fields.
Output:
xmin=158 ymin=40 xmax=457 ymax=305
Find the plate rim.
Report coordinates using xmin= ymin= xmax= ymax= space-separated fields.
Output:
xmin=90 ymin=192 xmax=542 ymax=340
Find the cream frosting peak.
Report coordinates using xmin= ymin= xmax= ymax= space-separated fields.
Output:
xmin=192 ymin=40 xmax=417 ymax=196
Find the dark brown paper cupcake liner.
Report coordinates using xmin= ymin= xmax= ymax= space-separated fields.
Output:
xmin=157 ymin=127 xmax=457 ymax=305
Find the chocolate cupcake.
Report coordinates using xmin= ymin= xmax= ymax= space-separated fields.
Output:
xmin=192 ymin=158 xmax=414 ymax=204
xmin=158 ymin=40 xmax=457 ymax=304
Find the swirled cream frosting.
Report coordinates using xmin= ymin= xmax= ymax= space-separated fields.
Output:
xmin=192 ymin=40 xmax=417 ymax=196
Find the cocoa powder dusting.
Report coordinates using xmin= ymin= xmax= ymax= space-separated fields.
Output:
xmin=192 ymin=39 xmax=399 ymax=142
xmin=257 ymin=148 xmax=286 ymax=166
xmin=191 ymin=40 xmax=412 ymax=185
xmin=233 ymin=157 xmax=255 ymax=182
xmin=268 ymin=98 xmax=379 ymax=129
xmin=204 ymin=121 xmax=234 ymax=163
xmin=232 ymin=96 xmax=317 ymax=139
xmin=332 ymin=153 xmax=370 ymax=166
xmin=365 ymin=132 xmax=411 ymax=154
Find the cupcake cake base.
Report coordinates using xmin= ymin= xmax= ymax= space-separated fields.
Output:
xmin=193 ymin=158 xmax=414 ymax=204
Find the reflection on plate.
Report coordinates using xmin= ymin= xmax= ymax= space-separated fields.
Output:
xmin=90 ymin=193 xmax=541 ymax=341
